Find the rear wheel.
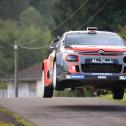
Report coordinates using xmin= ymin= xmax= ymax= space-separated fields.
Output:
xmin=42 ymin=70 xmax=54 ymax=98
xmin=112 ymin=88 xmax=124 ymax=100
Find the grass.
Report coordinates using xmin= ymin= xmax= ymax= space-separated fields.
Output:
xmin=102 ymin=93 xmax=126 ymax=104
xmin=54 ymin=88 xmax=93 ymax=97
xmin=0 ymin=121 xmax=13 ymax=126
xmin=0 ymin=107 xmax=34 ymax=126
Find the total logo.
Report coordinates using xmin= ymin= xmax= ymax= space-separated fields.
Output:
xmin=119 ymin=76 xmax=126 ymax=80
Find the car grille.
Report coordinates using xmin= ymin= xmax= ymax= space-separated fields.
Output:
xmin=81 ymin=64 xmax=122 ymax=73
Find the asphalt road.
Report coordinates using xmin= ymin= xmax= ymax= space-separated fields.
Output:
xmin=0 ymin=97 xmax=126 ymax=126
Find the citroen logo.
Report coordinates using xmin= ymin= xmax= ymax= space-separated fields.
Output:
xmin=98 ymin=49 xmax=104 ymax=55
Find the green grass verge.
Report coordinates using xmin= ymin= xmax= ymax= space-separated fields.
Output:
xmin=102 ymin=93 xmax=126 ymax=104
xmin=0 ymin=107 xmax=34 ymax=126
xmin=0 ymin=121 xmax=13 ymax=126
xmin=54 ymin=88 xmax=93 ymax=97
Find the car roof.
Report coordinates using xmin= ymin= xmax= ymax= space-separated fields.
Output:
xmin=64 ymin=30 xmax=118 ymax=36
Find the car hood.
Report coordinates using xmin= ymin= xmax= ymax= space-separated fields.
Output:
xmin=67 ymin=45 xmax=126 ymax=52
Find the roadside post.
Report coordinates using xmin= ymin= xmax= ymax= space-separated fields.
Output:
xmin=14 ymin=41 xmax=18 ymax=97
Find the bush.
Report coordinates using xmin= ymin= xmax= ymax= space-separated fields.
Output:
xmin=0 ymin=81 xmax=7 ymax=89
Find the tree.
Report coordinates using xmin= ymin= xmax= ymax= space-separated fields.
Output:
xmin=0 ymin=0 xmax=30 ymax=20
xmin=0 ymin=20 xmax=19 ymax=76
xmin=0 ymin=0 xmax=54 ymax=76
xmin=52 ymin=0 xmax=126 ymax=35
xmin=0 ymin=18 xmax=52 ymax=76
xmin=18 ymin=25 xmax=52 ymax=69
xmin=119 ymin=26 xmax=126 ymax=41
xmin=19 ymin=6 xmax=44 ymax=28
xmin=33 ymin=0 xmax=55 ymax=26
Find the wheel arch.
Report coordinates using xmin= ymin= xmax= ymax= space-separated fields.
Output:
xmin=42 ymin=59 xmax=52 ymax=86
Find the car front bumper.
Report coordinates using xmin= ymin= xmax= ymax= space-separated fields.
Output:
xmin=66 ymin=73 xmax=126 ymax=81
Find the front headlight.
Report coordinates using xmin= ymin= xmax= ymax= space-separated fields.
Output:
xmin=66 ymin=55 xmax=79 ymax=62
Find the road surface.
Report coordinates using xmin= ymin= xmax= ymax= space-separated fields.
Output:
xmin=0 ymin=97 xmax=126 ymax=126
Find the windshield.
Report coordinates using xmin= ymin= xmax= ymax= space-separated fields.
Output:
xmin=65 ymin=33 xmax=125 ymax=46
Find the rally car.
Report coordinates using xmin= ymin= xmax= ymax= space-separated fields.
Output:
xmin=41 ymin=27 xmax=126 ymax=99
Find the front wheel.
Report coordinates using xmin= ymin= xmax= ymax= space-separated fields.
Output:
xmin=112 ymin=88 xmax=124 ymax=100
xmin=52 ymin=62 xmax=56 ymax=89
xmin=42 ymin=70 xmax=54 ymax=98
xmin=52 ymin=62 xmax=65 ymax=91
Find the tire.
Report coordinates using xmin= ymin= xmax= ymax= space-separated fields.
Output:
xmin=52 ymin=62 xmax=56 ymax=89
xmin=42 ymin=70 xmax=54 ymax=98
xmin=112 ymin=88 xmax=124 ymax=100
xmin=52 ymin=62 xmax=65 ymax=91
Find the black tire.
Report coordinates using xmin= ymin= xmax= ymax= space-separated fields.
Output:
xmin=42 ymin=70 xmax=54 ymax=98
xmin=112 ymin=88 xmax=124 ymax=100
xmin=53 ymin=62 xmax=65 ymax=91
xmin=43 ymin=85 xmax=54 ymax=98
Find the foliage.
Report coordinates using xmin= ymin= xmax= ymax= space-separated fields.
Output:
xmin=0 ymin=0 xmax=30 ymax=20
xmin=102 ymin=93 xmax=126 ymax=104
xmin=0 ymin=20 xmax=19 ymax=76
xmin=19 ymin=6 xmax=44 ymax=27
xmin=54 ymin=88 xmax=93 ymax=97
xmin=18 ymin=25 xmax=52 ymax=69
xmin=0 ymin=81 xmax=7 ymax=89
xmin=0 ymin=107 xmax=33 ymax=126
xmin=52 ymin=0 xmax=126 ymax=35
xmin=0 ymin=121 xmax=13 ymax=126
xmin=119 ymin=26 xmax=126 ymax=41
xmin=0 ymin=1 xmax=53 ymax=77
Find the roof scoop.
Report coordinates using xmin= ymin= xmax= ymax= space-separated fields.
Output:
xmin=87 ymin=27 xmax=98 ymax=34
xmin=87 ymin=27 xmax=98 ymax=31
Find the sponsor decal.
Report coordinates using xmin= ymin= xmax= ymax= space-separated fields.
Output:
xmin=71 ymin=74 xmax=84 ymax=79
xmin=92 ymin=73 xmax=113 ymax=76
xmin=91 ymin=59 xmax=114 ymax=64
xmin=119 ymin=76 xmax=126 ymax=80
xmin=85 ymin=58 xmax=118 ymax=64
xmin=98 ymin=76 xmax=106 ymax=79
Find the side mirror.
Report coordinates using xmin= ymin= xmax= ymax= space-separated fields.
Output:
xmin=52 ymin=36 xmax=60 ymax=43
xmin=49 ymin=46 xmax=57 ymax=53
xmin=50 ymin=46 xmax=56 ymax=50
xmin=49 ymin=36 xmax=61 ymax=50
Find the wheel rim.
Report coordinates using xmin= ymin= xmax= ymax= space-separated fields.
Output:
xmin=53 ymin=63 xmax=56 ymax=88
xmin=41 ymin=70 xmax=45 ymax=97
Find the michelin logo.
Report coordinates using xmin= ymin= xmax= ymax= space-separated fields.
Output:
xmin=71 ymin=74 xmax=84 ymax=79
